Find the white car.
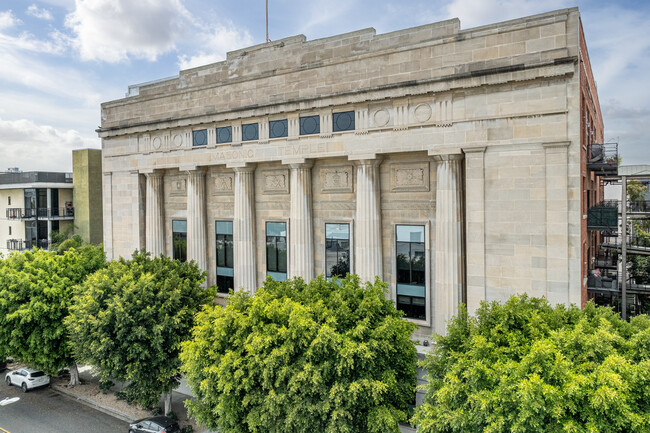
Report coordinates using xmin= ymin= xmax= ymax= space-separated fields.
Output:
xmin=5 ymin=368 xmax=50 ymax=392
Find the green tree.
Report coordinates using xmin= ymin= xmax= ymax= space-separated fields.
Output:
xmin=0 ymin=245 xmax=106 ymax=385
xmin=413 ymin=295 xmax=650 ymax=433
xmin=66 ymin=251 xmax=215 ymax=413
xmin=627 ymin=179 xmax=648 ymax=203
xmin=180 ymin=275 xmax=418 ymax=433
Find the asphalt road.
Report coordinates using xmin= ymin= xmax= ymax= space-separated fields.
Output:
xmin=0 ymin=379 xmax=129 ymax=433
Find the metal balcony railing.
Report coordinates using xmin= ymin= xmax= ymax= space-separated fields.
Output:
xmin=5 ymin=207 xmax=74 ymax=219
xmin=6 ymin=239 xmax=51 ymax=251
xmin=628 ymin=201 xmax=650 ymax=213
xmin=587 ymin=200 xmax=619 ymax=232
xmin=587 ymin=142 xmax=619 ymax=175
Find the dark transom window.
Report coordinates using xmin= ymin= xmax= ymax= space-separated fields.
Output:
xmin=396 ymin=225 xmax=426 ymax=320
xmin=193 ymin=129 xmax=207 ymax=146
xmin=215 ymin=221 xmax=234 ymax=294
xmin=325 ymin=223 xmax=350 ymax=279
xmin=217 ymin=126 xmax=232 ymax=144
xmin=242 ymin=123 xmax=259 ymax=141
xmin=266 ymin=222 xmax=287 ymax=281
xmin=299 ymin=115 xmax=320 ymax=135
xmin=269 ymin=119 xmax=288 ymax=138
xmin=172 ymin=220 xmax=187 ymax=262
xmin=333 ymin=111 xmax=355 ymax=132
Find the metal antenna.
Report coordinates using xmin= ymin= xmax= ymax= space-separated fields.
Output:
xmin=266 ymin=0 xmax=269 ymax=42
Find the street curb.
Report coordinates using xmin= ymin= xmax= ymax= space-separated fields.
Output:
xmin=51 ymin=383 xmax=136 ymax=424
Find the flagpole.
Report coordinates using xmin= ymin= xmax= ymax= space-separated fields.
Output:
xmin=266 ymin=0 xmax=269 ymax=42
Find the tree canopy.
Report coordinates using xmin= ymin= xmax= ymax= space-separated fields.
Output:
xmin=180 ymin=275 xmax=418 ymax=433
xmin=0 ymin=245 xmax=106 ymax=374
xmin=66 ymin=251 xmax=214 ymax=409
xmin=413 ymin=295 xmax=650 ymax=433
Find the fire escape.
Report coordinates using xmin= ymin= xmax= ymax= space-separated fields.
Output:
xmin=587 ymin=146 xmax=650 ymax=318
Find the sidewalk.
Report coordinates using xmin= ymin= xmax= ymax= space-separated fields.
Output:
xmin=49 ymin=365 xmax=217 ymax=433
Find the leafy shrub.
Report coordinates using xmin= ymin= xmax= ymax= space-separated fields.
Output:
xmin=181 ymin=275 xmax=418 ymax=433
xmin=413 ymin=295 xmax=650 ymax=433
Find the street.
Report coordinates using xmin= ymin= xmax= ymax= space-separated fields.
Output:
xmin=0 ymin=381 xmax=129 ymax=433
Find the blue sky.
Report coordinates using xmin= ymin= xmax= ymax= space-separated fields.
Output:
xmin=1 ymin=0 xmax=649 ymax=171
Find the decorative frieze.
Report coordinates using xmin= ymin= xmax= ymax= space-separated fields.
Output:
xmin=390 ymin=162 xmax=430 ymax=192
xmin=320 ymin=166 xmax=353 ymax=193
xmin=372 ymin=108 xmax=390 ymax=127
xmin=393 ymin=100 xmax=409 ymax=131
xmin=212 ymin=172 xmax=234 ymax=195
xmin=414 ymin=103 xmax=432 ymax=123
xmin=262 ymin=169 xmax=289 ymax=194
xmin=169 ymin=175 xmax=187 ymax=196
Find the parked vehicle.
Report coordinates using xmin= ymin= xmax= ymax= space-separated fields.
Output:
xmin=129 ymin=416 xmax=181 ymax=433
xmin=0 ymin=360 xmax=6 ymax=372
xmin=5 ymin=368 xmax=50 ymax=392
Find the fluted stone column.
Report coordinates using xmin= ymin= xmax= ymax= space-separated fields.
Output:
xmin=289 ymin=161 xmax=314 ymax=280
xmin=233 ymin=166 xmax=257 ymax=293
xmin=186 ymin=169 xmax=207 ymax=272
xmin=145 ymin=172 xmax=165 ymax=256
xmin=354 ymin=158 xmax=383 ymax=282
xmin=434 ymin=154 xmax=464 ymax=335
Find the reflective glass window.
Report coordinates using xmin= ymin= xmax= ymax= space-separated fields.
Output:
xmin=266 ymin=222 xmax=287 ymax=281
xmin=325 ymin=223 xmax=350 ymax=279
xmin=172 ymin=220 xmax=187 ymax=262
xmin=193 ymin=129 xmax=207 ymax=146
xmin=216 ymin=221 xmax=234 ymax=293
xmin=395 ymin=225 xmax=426 ymax=320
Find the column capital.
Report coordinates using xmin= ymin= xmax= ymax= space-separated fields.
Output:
xmin=143 ymin=170 xmax=164 ymax=179
xmin=432 ymin=153 xmax=464 ymax=163
xmin=231 ymin=164 xmax=257 ymax=173
xmin=184 ymin=168 xmax=206 ymax=178
xmin=285 ymin=159 xmax=314 ymax=170
xmin=351 ymin=156 xmax=383 ymax=168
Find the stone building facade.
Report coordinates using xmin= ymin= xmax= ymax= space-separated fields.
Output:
xmin=98 ymin=8 xmax=603 ymax=336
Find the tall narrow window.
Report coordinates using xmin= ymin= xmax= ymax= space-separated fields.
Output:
xmin=172 ymin=220 xmax=187 ymax=262
xmin=7 ymin=196 xmax=10 ymax=206
xmin=396 ymin=225 xmax=426 ymax=320
xmin=8 ymin=226 xmax=11 ymax=236
xmin=325 ymin=223 xmax=350 ymax=279
xmin=266 ymin=222 xmax=287 ymax=281
xmin=215 ymin=221 xmax=234 ymax=293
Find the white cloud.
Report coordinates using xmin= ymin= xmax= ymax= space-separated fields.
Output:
xmin=0 ymin=10 xmax=22 ymax=30
xmin=26 ymin=4 xmax=54 ymax=20
xmin=444 ymin=0 xmax=570 ymax=28
xmin=65 ymin=0 xmax=193 ymax=62
xmin=0 ymin=118 xmax=98 ymax=172
xmin=177 ymin=23 xmax=253 ymax=70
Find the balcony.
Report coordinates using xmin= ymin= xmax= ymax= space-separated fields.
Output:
xmin=587 ymin=201 xmax=618 ymax=232
xmin=587 ymin=142 xmax=618 ymax=175
xmin=5 ymin=207 xmax=74 ymax=220
xmin=6 ymin=239 xmax=51 ymax=251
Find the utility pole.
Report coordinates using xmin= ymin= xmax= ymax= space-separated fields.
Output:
xmin=621 ymin=175 xmax=627 ymax=321
xmin=266 ymin=0 xmax=269 ymax=43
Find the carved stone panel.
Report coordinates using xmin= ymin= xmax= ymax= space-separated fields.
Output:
xmin=262 ymin=169 xmax=289 ymax=194
xmin=169 ymin=175 xmax=187 ymax=196
xmin=212 ymin=172 xmax=234 ymax=195
xmin=320 ymin=166 xmax=353 ymax=193
xmin=390 ymin=162 xmax=430 ymax=192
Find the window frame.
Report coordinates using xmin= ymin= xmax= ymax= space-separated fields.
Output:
xmin=171 ymin=219 xmax=187 ymax=262
xmin=332 ymin=110 xmax=355 ymax=133
xmin=391 ymin=222 xmax=431 ymax=326
xmin=299 ymin=115 xmax=320 ymax=136
xmin=323 ymin=221 xmax=353 ymax=280
xmin=216 ymin=126 xmax=233 ymax=144
xmin=269 ymin=119 xmax=288 ymax=139
xmin=241 ymin=123 xmax=259 ymax=142
xmin=215 ymin=220 xmax=234 ymax=294
xmin=265 ymin=220 xmax=289 ymax=281
xmin=192 ymin=129 xmax=208 ymax=147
